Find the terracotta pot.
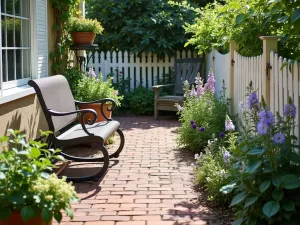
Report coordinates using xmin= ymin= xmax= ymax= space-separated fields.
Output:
xmin=0 ymin=211 xmax=52 ymax=225
xmin=78 ymin=103 xmax=112 ymax=123
xmin=71 ymin=32 xmax=96 ymax=45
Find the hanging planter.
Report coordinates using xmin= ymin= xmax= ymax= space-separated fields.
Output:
xmin=69 ymin=18 xmax=103 ymax=45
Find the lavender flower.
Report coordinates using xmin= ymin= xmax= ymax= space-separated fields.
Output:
xmin=248 ymin=92 xmax=258 ymax=109
xmin=223 ymin=150 xmax=231 ymax=163
xmin=219 ymin=131 xmax=225 ymax=138
xmin=283 ymin=104 xmax=297 ymax=118
xmin=257 ymin=122 xmax=269 ymax=135
xmin=191 ymin=123 xmax=197 ymax=130
xmin=225 ymin=116 xmax=235 ymax=131
xmin=258 ymin=109 xmax=274 ymax=126
xmin=199 ymin=127 xmax=206 ymax=132
xmin=273 ymin=133 xmax=285 ymax=144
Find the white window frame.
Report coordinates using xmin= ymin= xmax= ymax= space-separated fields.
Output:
xmin=0 ymin=0 xmax=40 ymax=103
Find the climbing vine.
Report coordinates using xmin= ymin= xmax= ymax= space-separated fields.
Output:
xmin=50 ymin=0 xmax=84 ymax=94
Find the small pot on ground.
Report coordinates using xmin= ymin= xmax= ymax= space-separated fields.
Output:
xmin=0 ymin=211 xmax=51 ymax=225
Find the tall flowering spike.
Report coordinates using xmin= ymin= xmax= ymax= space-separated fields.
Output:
xmin=225 ymin=115 xmax=235 ymax=131
xmin=283 ymin=103 xmax=297 ymax=118
xmin=205 ymin=70 xmax=215 ymax=93
xmin=248 ymin=92 xmax=258 ymax=109
xmin=223 ymin=150 xmax=231 ymax=163
xmin=197 ymin=86 xmax=205 ymax=97
xmin=258 ymin=109 xmax=274 ymax=126
xmin=190 ymin=87 xmax=197 ymax=97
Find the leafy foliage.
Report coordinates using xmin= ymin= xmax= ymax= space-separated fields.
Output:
xmin=127 ymin=86 xmax=155 ymax=115
xmin=0 ymin=130 xmax=78 ymax=223
xmin=69 ymin=17 xmax=104 ymax=33
xmin=86 ymin=0 xmax=197 ymax=57
xmin=75 ymin=74 xmax=123 ymax=106
xmin=177 ymin=72 xmax=230 ymax=151
xmin=220 ymin=84 xmax=300 ymax=224
xmin=185 ymin=0 xmax=300 ymax=59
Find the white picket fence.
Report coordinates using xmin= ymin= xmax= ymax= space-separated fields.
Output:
xmin=233 ymin=52 xmax=264 ymax=114
xmin=209 ymin=43 xmax=300 ymax=140
xmin=270 ymin=51 xmax=300 ymax=138
xmin=89 ymin=50 xmax=200 ymax=90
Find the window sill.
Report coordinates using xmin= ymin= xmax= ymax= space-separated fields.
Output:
xmin=0 ymin=85 xmax=35 ymax=105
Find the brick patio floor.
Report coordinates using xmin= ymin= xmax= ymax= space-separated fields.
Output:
xmin=55 ymin=116 xmax=222 ymax=225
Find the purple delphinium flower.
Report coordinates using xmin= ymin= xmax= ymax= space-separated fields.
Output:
xmin=273 ymin=133 xmax=285 ymax=144
xmin=283 ymin=104 xmax=297 ymax=118
xmin=257 ymin=122 xmax=269 ymax=135
xmin=191 ymin=123 xmax=197 ymax=130
xmin=199 ymin=127 xmax=206 ymax=132
xmin=219 ymin=131 xmax=225 ymax=138
xmin=259 ymin=109 xmax=274 ymax=126
xmin=248 ymin=92 xmax=259 ymax=109
xmin=190 ymin=120 xmax=195 ymax=125
xmin=225 ymin=119 xmax=235 ymax=131
xmin=223 ymin=150 xmax=231 ymax=163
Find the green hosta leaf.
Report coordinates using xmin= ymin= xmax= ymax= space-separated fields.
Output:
xmin=272 ymin=189 xmax=284 ymax=201
xmin=232 ymin=218 xmax=243 ymax=225
xmin=272 ymin=176 xmax=281 ymax=188
xmin=282 ymin=200 xmax=295 ymax=211
xmin=54 ymin=210 xmax=63 ymax=223
xmin=41 ymin=208 xmax=52 ymax=224
xmin=244 ymin=196 xmax=259 ymax=208
xmin=0 ymin=172 xmax=6 ymax=179
xmin=220 ymin=183 xmax=236 ymax=194
xmin=236 ymin=14 xmax=245 ymax=25
xmin=246 ymin=160 xmax=262 ymax=173
xmin=282 ymin=174 xmax=300 ymax=189
xmin=247 ymin=148 xmax=265 ymax=155
xmin=263 ymin=201 xmax=280 ymax=218
xmin=65 ymin=208 xmax=74 ymax=219
xmin=291 ymin=9 xmax=300 ymax=23
xmin=30 ymin=148 xmax=41 ymax=158
xmin=21 ymin=206 xmax=35 ymax=222
xmin=230 ymin=192 xmax=247 ymax=207
xmin=259 ymin=180 xmax=271 ymax=193
xmin=0 ymin=208 xmax=12 ymax=220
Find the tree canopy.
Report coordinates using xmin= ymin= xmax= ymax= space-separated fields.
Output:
xmin=86 ymin=0 xmax=197 ymax=56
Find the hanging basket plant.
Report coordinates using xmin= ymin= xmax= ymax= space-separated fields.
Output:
xmin=69 ymin=18 xmax=104 ymax=45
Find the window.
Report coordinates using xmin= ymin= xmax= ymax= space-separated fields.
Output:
xmin=1 ymin=0 xmax=31 ymax=90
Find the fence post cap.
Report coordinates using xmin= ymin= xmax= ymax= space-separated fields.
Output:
xmin=259 ymin=36 xmax=280 ymax=40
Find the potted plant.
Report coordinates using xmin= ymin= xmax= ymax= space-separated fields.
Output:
xmin=75 ymin=70 xmax=123 ymax=122
xmin=0 ymin=130 xmax=78 ymax=225
xmin=69 ymin=17 xmax=104 ymax=45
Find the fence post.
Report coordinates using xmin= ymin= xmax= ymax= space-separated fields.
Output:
xmin=229 ymin=40 xmax=238 ymax=101
xmin=259 ymin=36 xmax=279 ymax=105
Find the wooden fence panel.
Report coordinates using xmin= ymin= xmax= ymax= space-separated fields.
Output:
xmin=89 ymin=50 xmax=200 ymax=90
xmin=214 ymin=50 xmax=230 ymax=98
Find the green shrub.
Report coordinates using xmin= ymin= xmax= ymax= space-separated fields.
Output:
xmin=69 ymin=17 xmax=104 ymax=34
xmin=63 ymin=67 xmax=85 ymax=96
xmin=220 ymin=83 xmax=300 ymax=224
xmin=127 ymin=86 xmax=154 ymax=115
xmin=75 ymin=73 xmax=123 ymax=106
xmin=177 ymin=71 xmax=230 ymax=152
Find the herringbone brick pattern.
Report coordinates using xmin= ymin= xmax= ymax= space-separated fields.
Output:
xmin=54 ymin=116 xmax=222 ymax=225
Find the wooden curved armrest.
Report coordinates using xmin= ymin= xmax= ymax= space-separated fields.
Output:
xmin=48 ymin=109 xmax=97 ymax=136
